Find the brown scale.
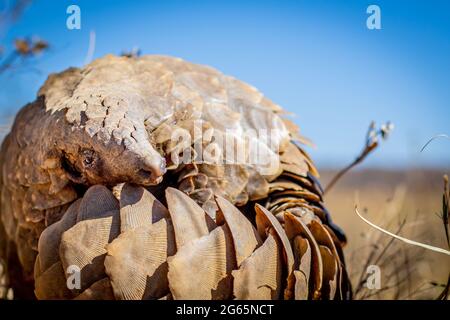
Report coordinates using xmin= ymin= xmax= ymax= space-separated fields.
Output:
xmin=171 ymin=142 xmax=351 ymax=300
xmin=0 ymin=55 xmax=351 ymax=300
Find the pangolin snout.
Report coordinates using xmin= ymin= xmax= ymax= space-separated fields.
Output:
xmin=136 ymin=156 xmax=166 ymax=185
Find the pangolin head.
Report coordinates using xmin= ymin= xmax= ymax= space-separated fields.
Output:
xmin=55 ymin=121 xmax=167 ymax=187
xmin=38 ymin=58 xmax=171 ymax=187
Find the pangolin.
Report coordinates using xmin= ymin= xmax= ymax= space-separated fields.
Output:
xmin=0 ymin=55 xmax=350 ymax=300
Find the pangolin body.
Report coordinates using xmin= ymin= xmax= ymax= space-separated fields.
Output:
xmin=0 ymin=55 xmax=349 ymax=299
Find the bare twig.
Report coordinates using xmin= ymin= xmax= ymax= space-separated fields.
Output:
xmin=442 ymin=175 xmax=449 ymax=248
xmin=121 ymin=46 xmax=141 ymax=58
xmin=420 ymin=134 xmax=450 ymax=153
xmin=403 ymin=282 xmax=437 ymax=299
xmin=355 ymin=206 xmax=450 ymax=256
xmin=0 ymin=37 xmax=48 ymax=74
xmin=0 ymin=0 xmax=32 ymax=35
xmin=435 ymin=273 xmax=450 ymax=300
xmin=324 ymin=121 xmax=393 ymax=195
xmin=435 ymin=175 xmax=450 ymax=300
xmin=0 ymin=51 xmax=18 ymax=73
xmin=0 ymin=1 xmax=49 ymax=75
xmin=353 ymin=219 xmax=406 ymax=296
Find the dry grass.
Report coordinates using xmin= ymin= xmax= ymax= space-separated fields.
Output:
xmin=321 ymin=168 xmax=450 ymax=299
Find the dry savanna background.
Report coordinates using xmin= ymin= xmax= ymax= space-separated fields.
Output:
xmin=321 ymin=168 xmax=450 ymax=299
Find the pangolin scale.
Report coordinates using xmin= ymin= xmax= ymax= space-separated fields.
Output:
xmin=0 ymin=55 xmax=350 ymax=300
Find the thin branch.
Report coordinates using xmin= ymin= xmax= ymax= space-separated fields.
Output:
xmin=436 ymin=273 xmax=450 ymax=300
xmin=0 ymin=0 xmax=32 ymax=36
xmin=0 ymin=38 xmax=48 ymax=75
xmin=355 ymin=206 xmax=450 ymax=256
xmin=354 ymin=219 xmax=407 ymax=296
xmin=121 ymin=46 xmax=142 ymax=58
xmin=324 ymin=121 xmax=393 ymax=195
xmin=420 ymin=134 xmax=450 ymax=153
xmin=442 ymin=175 xmax=449 ymax=248
xmin=0 ymin=51 xmax=19 ymax=73
xmin=403 ymin=282 xmax=436 ymax=299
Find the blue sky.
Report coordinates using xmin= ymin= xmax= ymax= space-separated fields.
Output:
xmin=0 ymin=0 xmax=449 ymax=168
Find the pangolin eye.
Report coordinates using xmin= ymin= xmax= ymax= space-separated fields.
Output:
xmin=82 ymin=149 xmax=96 ymax=166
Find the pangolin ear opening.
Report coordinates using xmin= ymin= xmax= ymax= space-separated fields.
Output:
xmin=61 ymin=153 xmax=86 ymax=184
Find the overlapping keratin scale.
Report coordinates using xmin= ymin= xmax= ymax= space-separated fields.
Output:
xmin=284 ymin=212 xmax=323 ymax=299
xmin=74 ymin=278 xmax=115 ymax=300
xmin=283 ymin=211 xmax=345 ymax=300
xmin=59 ymin=210 xmax=120 ymax=293
xmin=319 ymin=246 xmax=338 ymax=299
xmin=76 ymin=185 xmax=120 ymax=222
xmin=34 ymin=261 xmax=71 ymax=300
xmin=232 ymin=232 xmax=282 ymax=299
xmin=167 ymin=225 xmax=236 ymax=299
xmin=309 ymin=219 xmax=342 ymax=300
xmin=103 ymin=184 xmax=175 ymax=300
xmin=36 ymin=199 xmax=81 ymax=275
xmin=292 ymin=236 xmax=311 ymax=300
xmin=165 ymin=190 xmax=234 ymax=300
xmin=105 ymin=219 xmax=175 ymax=299
xmin=167 ymin=187 xmax=216 ymax=241
xmin=35 ymin=186 xmax=120 ymax=299
xmin=33 ymin=182 xmax=345 ymax=300
xmin=255 ymin=204 xmax=295 ymax=299
xmin=215 ymin=196 xmax=262 ymax=266
xmin=118 ymin=183 xmax=170 ymax=231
